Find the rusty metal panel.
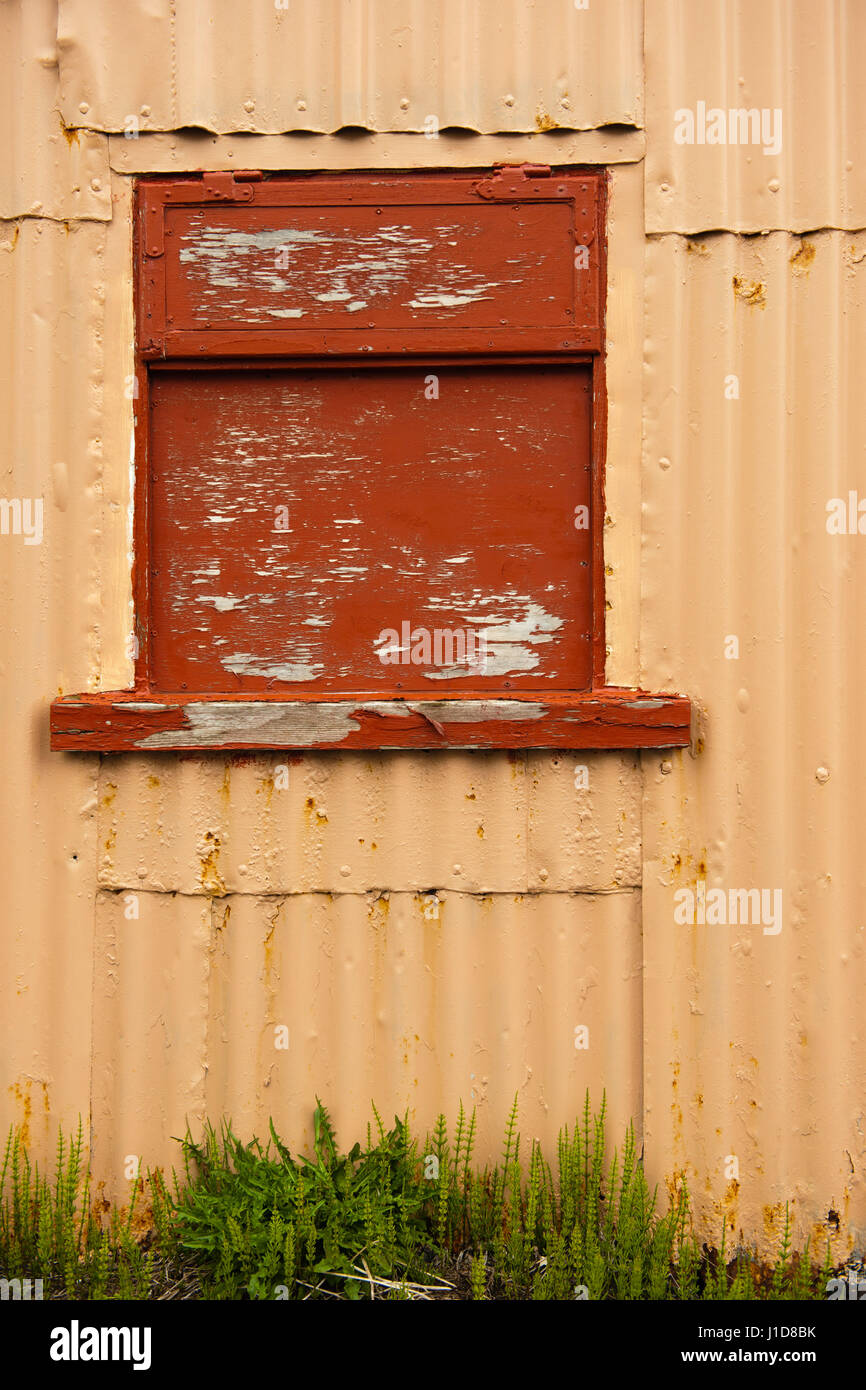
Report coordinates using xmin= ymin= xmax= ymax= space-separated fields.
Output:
xmin=641 ymin=229 xmax=866 ymax=1254
xmin=645 ymin=0 xmax=866 ymax=233
xmin=56 ymin=0 xmax=643 ymax=137
xmin=0 ymin=0 xmax=110 ymax=221
xmin=96 ymin=750 xmax=642 ymax=896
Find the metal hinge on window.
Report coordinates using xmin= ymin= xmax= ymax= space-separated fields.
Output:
xmin=143 ymin=172 xmax=262 ymax=256
xmin=474 ymin=163 xmax=553 ymax=200
xmin=200 ymin=171 xmax=261 ymax=202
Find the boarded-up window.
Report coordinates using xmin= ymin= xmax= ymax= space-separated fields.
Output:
xmin=51 ymin=169 xmax=690 ymax=751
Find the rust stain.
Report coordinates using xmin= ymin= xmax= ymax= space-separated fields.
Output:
xmin=304 ymin=794 xmax=327 ymax=826
xmin=789 ymin=240 xmax=816 ymax=274
xmin=7 ymin=1078 xmax=49 ymax=1148
xmin=732 ymin=275 xmax=766 ymax=308
xmin=199 ymin=830 xmax=226 ymax=896
xmin=534 ymin=109 xmax=558 ymax=132
xmin=762 ymin=1201 xmax=785 ymax=1241
xmin=671 ymin=1059 xmax=683 ymax=1140
xmin=58 ymin=113 xmax=79 ymax=148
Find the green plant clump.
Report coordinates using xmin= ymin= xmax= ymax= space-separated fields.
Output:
xmin=0 ymin=1095 xmax=837 ymax=1301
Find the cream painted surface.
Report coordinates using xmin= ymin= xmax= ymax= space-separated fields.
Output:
xmin=603 ymin=163 xmax=643 ymax=689
xmin=0 ymin=215 xmax=105 ymax=1153
xmin=96 ymin=750 xmax=642 ymax=897
xmin=1 ymin=0 xmax=110 ymax=221
xmin=91 ymin=889 xmax=642 ymax=1198
xmin=645 ymin=0 xmax=866 ymax=232
xmin=0 ymin=0 xmax=863 ymax=1258
xmin=641 ymin=229 xmax=866 ymax=1254
xmin=56 ymin=0 xmax=644 ymax=136
xmin=108 ymin=128 xmax=647 ymax=174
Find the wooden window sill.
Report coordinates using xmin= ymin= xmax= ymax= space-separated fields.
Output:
xmin=50 ymin=689 xmax=691 ymax=752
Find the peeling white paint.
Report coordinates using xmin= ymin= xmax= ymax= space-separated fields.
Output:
xmin=199 ymin=595 xmax=246 ymax=613
xmin=407 ymin=291 xmax=492 ymax=308
xmin=222 ymin=652 xmax=322 ymax=682
xmin=176 ymin=220 xmax=521 ymax=322
xmin=414 ymin=700 xmax=546 ymax=724
xmin=136 ymin=698 xmax=548 ymax=749
xmin=425 ymin=597 xmax=565 ymax=678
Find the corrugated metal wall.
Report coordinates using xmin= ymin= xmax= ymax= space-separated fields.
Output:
xmin=2 ymin=0 xmax=864 ymax=1259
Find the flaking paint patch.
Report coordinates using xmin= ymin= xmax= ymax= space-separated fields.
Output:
xmin=222 ymin=652 xmax=323 ymax=682
xmin=424 ymin=598 xmax=565 ymax=679
xmin=732 ymin=275 xmax=766 ymax=308
xmin=176 ymin=222 xmax=516 ymax=321
xmin=137 ymin=699 xmax=547 ymax=748
xmin=199 ymin=596 xmax=247 ymax=612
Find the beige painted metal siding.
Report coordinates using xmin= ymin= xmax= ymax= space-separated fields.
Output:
xmin=645 ymin=0 xmax=866 ymax=232
xmin=56 ymin=0 xmax=643 ymax=136
xmin=97 ymin=751 xmax=642 ymax=896
xmin=641 ymin=229 xmax=866 ymax=1248
xmin=90 ymin=888 xmax=643 ymax=1191
xmin=1 ymin=0 xmax=110 ymax=220
xmin=1 ymin=0 xmax=864 ymax=1261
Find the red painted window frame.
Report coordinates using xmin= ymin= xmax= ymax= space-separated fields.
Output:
xmin=50 ymin=167 xmax=690 ymax=752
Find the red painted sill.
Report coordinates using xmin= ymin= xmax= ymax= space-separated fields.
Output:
xmin=49 ymin=688 xmax=691 ymax=753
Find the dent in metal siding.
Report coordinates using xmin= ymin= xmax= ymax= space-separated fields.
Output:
xmin=645 ymin=0 xmax=866 ymax=233
xmin=56 ymin=0 xmax=643 ymax=136
xmin=641 ymin=230 xmax=866 ymax=1253
xmin=0 ymin=0 xmax=110 ymax=221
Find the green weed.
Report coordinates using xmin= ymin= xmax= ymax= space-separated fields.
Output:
xmin=0 ymin=1095 xmax=840 ymax=1301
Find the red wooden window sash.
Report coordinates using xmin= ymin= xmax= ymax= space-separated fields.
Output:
xmin=50 ymin=168 xmax=691 ymax=752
